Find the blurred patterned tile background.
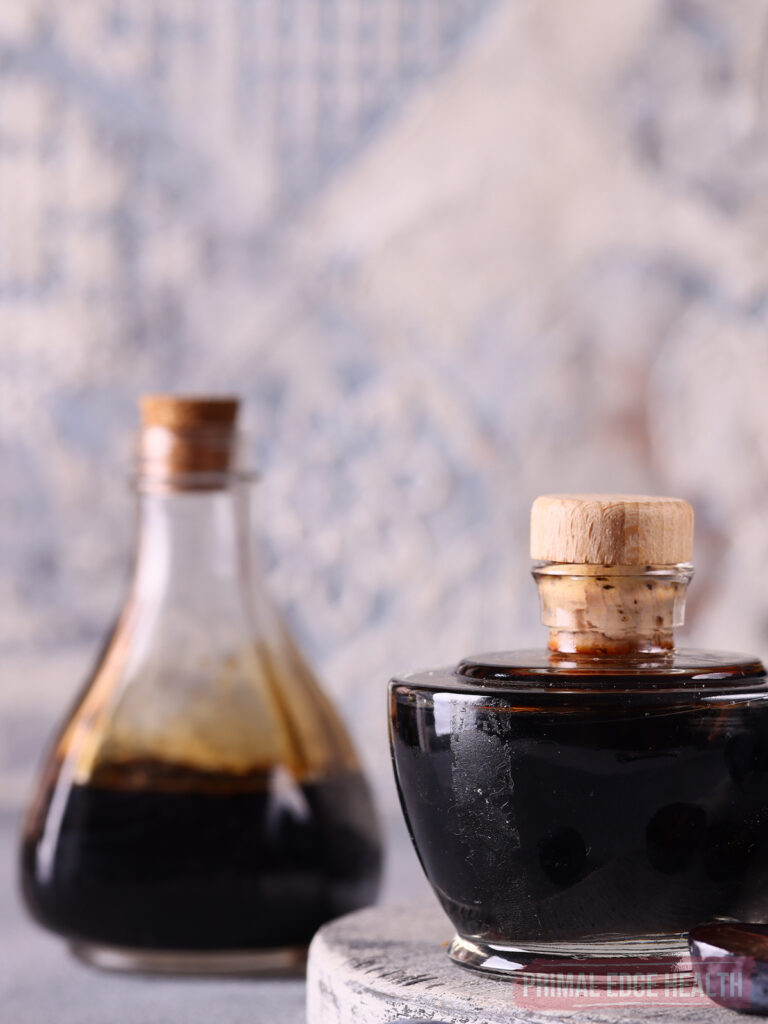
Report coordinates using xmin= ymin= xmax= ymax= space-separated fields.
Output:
xmin=3 ymin=0 xmax=768 ymax=834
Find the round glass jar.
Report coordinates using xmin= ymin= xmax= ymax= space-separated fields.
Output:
xmin=389 ymin=496 xmax=768 ymax=976
xmin=390 ymin=645 xmax=768 ymax=973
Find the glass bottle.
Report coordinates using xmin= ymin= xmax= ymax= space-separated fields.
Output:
xmin=21 ymin=395 xmax=381 ymax=973
xmin=389 ymin=494 xmax=768 ymax=976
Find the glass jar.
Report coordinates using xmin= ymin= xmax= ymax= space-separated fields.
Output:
xmin=21 ymin=396 xmax=382 ymax=973
xmin=389 ymin=495 xmax=768 ymax=976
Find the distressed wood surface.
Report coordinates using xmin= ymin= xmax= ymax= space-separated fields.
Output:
xmin=307 ymin=905 xmax=742 ymax=1024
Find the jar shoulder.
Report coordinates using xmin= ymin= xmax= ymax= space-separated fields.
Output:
xmin=390 ymin=647 xmax=767 ymax=700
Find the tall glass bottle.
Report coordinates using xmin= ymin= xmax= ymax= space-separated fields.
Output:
xmin=390 ymin=494 xmax=768 ymax=976
xmin=21 ymin=396 xmax=381 ymax=973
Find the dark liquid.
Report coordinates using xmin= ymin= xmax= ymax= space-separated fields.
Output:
xmin=390 ymin=653 xmax=768 ymax=945
xmin=21 ymin=767 xmax=381 ymax=950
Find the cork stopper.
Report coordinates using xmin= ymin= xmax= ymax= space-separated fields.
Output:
xmin=140 ymin=395 xmax=239 ymax=432
xmin=530 ymin=494 xmax=693 ymax=566
xmin=138 ymin=394 xmax=240 ymax=486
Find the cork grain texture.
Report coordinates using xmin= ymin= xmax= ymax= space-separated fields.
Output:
xmin=530 ymin=495 xmax=694 ymax=565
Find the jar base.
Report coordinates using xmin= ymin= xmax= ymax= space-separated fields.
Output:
xmin=448 ymin=933 xmax=692 ymax=984
xmin=70 ymin=941 xmax=307 ymax=976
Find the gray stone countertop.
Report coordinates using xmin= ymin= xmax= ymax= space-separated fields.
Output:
xmin=0 ymin=808 xmax=432 ymax=1024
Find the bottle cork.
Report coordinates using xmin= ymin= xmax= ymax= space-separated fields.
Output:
xmin=140 ymin=395 xmax=239 ymax=431
xmin=530 ymin=494 xmax=693 ymax=566
xmin=139 ymin=394 xmax=240 ymax=483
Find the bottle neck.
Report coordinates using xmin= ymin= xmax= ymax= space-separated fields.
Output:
xmin=131 ymin=482 xmax=258 ymax=621
xmin=130 ymin=419 xmax=261 ymax=617
xmin=533 ymin=563 xmax=693 ymax=656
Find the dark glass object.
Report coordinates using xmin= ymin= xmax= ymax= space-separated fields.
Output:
xmin=391 ymin=649 xmax=768 ymax=966
xmin=689 ymin=922 xmax=768 ymax=1013
xmin=21 ymin=396 xmax=381 ymax=973
xmin=389 ymin=496 xmax=768 ymax=975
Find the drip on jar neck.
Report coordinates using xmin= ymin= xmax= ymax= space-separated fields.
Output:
xmin=532 ymin=562 xmax=693 ymax=656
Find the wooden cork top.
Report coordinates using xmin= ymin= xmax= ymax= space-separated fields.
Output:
xmin=530 ymin=494 xmax=694 ymax=565
xmin=138 ymin=395 xmax=241 ymax=484
xmin=140 ymin=395 xmax=239 ymax=431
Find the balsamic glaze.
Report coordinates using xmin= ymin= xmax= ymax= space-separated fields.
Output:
xmin=21 ymin=766 xmax=381 ymax=950
xmin=390 ymin=662 xmax=768 ymax=945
